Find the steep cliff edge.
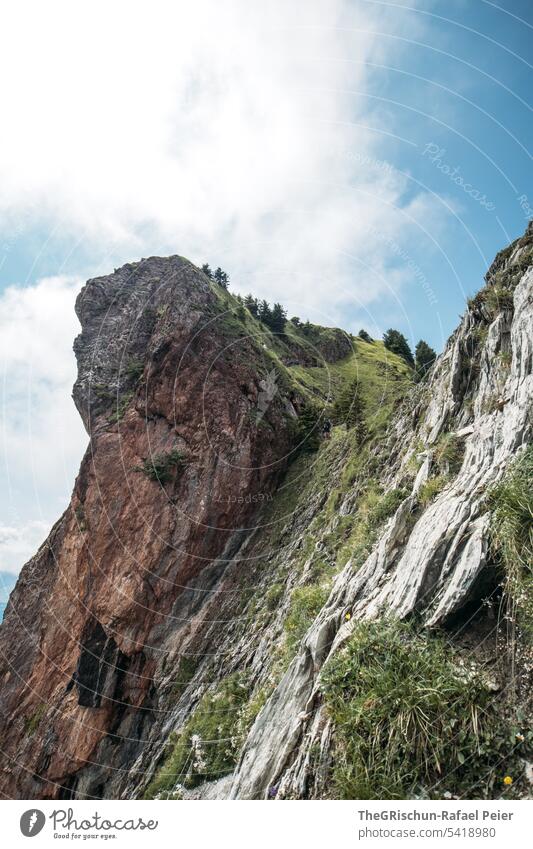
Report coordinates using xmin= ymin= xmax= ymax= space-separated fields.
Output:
xmin=0 ymin=256 xmax=364 ymax=798
xmin=231 ymin=226 xmax=533 ymax=800
xmin=0 ymin=227 xmax=531 ymax=801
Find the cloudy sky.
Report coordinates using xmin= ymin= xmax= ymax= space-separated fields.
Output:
xmin=0 ymin=0 xmax=531 ymax=584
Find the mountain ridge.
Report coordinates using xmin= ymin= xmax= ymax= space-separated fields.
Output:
xmin=0 ymin=224 xmax=531 ymax=800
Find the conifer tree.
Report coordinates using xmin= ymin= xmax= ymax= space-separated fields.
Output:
xmin=270 ymin=302 xmax=287 ymax=334
xmin=258 ymin=299 xmax=272 ymax=325
xmin=358 ymin=329 xmax=372 ymax=343
xmin=383 ymin=329 xmax=414 ymax=367
xmin=201 ymin=263 xmax=213 ymax=279
xmin=414 ymin=339 xmax=436 ymax=381
xmin=297 ymin=404 xmax=321 ymax=453
xmin=214 ymin=267 xmax=229 ymax=289
xmin=244 ymin=294 xmax=259 ymax=317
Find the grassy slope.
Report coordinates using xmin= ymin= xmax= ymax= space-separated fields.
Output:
xmin=288 ymin=338 xmax=410 ymax=433
xmin=208 ymin=275 xmax=411 ymax=426
xmin=145 ymin=275 xmax=416 ymax=798
xmin=147 ymin=262 xmax=532 ymax=800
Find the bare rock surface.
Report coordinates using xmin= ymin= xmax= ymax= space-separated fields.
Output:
xmin=0 ymin=226 xmax=531 ymax=800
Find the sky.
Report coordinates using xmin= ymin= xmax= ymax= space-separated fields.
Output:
xmin=0 ymin=0 xmax=531 ymax=582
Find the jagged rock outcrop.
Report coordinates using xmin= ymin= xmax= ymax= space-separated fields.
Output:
xmin=0 ymin=258 xmax=299 ymax=798
xmin=0 ymin=226 xmax=531 ymax=801
xmin=230 ymin=226 xmax=533 ymax=800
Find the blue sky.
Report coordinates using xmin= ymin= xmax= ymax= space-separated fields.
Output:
xmin=0 ymin=0 xmax=531 ymax=580
xmin=1 ymin=1 xmax=531 ymax=349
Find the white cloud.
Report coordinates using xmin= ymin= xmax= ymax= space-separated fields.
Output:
xmin=0 ymin=276 xmax=88 ymax=572
xmin=0 ymin=1 xmax=446 ymax=575
xmin=0 ymin=0 xmax=442 ymax=320
xmin=0 ymin=522 xmax=51 ymax=577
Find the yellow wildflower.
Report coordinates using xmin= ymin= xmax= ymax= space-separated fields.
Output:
xmin=503 ymin=776 xmax=513 ymax=786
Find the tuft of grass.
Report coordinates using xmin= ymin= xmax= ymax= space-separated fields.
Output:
xmin=489 ymin=446 xmax=533 ymax=644
xmin=497 ymin=349 xmax=512 ymax=370
xmin=418 ymin=474 xmax=447 ymax=506
xmin=484 ymin=285 xmax=514 ymax=316
xmin=125 ymin=358 xmax=145 ymax=381
xmin=144 ymin=674 xmax=254 ymax=797
xmin=369 ymin=487 xmax=407 ymax=525
xmin=265 ymin=582 xmax=285 ymax=611
xmin=170 ymin=656 xmax=199 ymax=699
xmin=332 ymin=485 xmax=407 ymax=570
xmin=322 ymin=620 xmax=522 ymax=799
xmin=284 ymin=584 xmax=330 ymax=655
xmin=468 ymin=284 xmax=514 ymax=320
xmin=434 ymin=433 xmax=464 ymax=476
xmin=136 ymin=448 xmax=188 ymax=484
xmin=108 ymin=391 xmax=133 ymax=424
xmin=25 ymin=703 xmax=46 ymax=736
xmin=472 ymin=325 xmax=489 ymax=347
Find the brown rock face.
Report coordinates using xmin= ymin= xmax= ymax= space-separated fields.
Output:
xmin=0 ymin=257 xmax=296 ymax=798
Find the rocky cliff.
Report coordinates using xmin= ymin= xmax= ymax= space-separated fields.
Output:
xmin=0 ymin=226 xmax=531 ymax=800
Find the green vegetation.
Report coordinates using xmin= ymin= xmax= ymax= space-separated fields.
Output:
xmin=201 ymin=263 xmax=229 ymax=288
xmin=472 ymin=324 xmax=489 ymax=347
xmin=242 ymin=294 xmax=287 ymax=333
xmin=331 ymin=378 xmax=367 ymax=443
xmin=288 ymin=340 xmax=411 ymax=437
xmin=202 ymin=274 xmax=411 ymax=447
xmin=284 ymin=584 xmax=330 ymax=655
xmin=214 ymin=267 xmax=229 ymax=288
xmin=171 ymin=656 xmax=199 ymax=699
xmin=181 ymin=295 xmax=414 ymax=677
xmin=92 ymin=384 xmax=133 ymax=423
xmin=92 ymin=382 xmax=113 ymax=401
xmin=489 ymin=446 xmax=533 ymax=643
xmin=145 ymin=674 xmax=256 ymax=797
xmin=497 ymin=349 xmax=512 ymax=370
xmin=265 ymin=582 xmax=285 ymax=611
xmin=468 ymin=282 xmax=515 ymax=321
xmin=484 ymin=285 xmax=514 ymax=316
xmin=370 ymin=487 xmax=408 ymax=525
xmin=108 ymin=391 xmax=133 ymax=424
xmin=433 ymin=433 xmax=464 ymax=476
xmin=417 ymin=474 xmax=447 ymax=506
xmin=414 ymin=339 xmax=436 ymax=381
xmin=383 ymin=328 xmax=414 ymax=368
xmin=296 ymin=404 xmax=323 ymax=453
xmin=322 ymin=620 xmax=523 ymax=799
xmin=331 ymin=484 xmax=408 ymax=570
xmin=125 ymin=358 xmax=144 ymax=381
xmin=136 ymin=448 xmax=188 ymax=484
xmin=25 ymin=703 xmax=46 ymax=735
